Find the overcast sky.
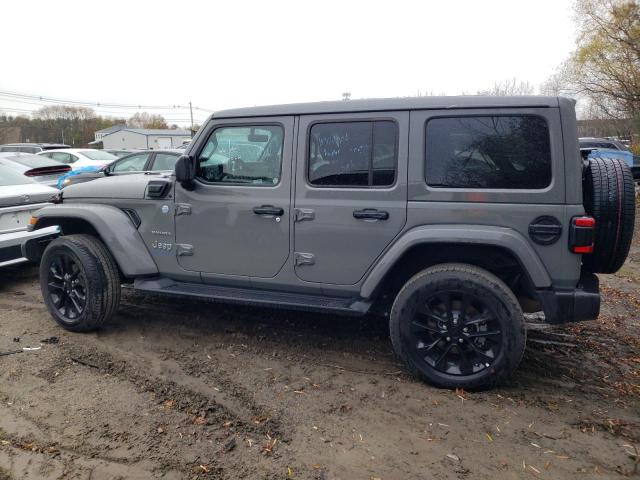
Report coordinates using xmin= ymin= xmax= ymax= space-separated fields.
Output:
xmin=1 ymin=0 xmax=577 ymax=125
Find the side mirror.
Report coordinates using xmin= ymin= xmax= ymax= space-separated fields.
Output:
xmin=175 ymin=154 xmax=196 ymax=190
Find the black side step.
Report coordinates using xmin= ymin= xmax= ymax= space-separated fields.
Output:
xmin=133 ymin=278 xmax=371 ymax=315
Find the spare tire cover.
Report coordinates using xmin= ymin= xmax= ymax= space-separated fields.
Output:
xmin=582 ymin=157 xmax=635 ymax=274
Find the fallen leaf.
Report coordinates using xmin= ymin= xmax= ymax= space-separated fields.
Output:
xmin=193 ymin=416 xmax=207 ymax=425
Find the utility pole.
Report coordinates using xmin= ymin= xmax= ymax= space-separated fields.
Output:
xmin=189 ymin=101 xmax=194 ymax=136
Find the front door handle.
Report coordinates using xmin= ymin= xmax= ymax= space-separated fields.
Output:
xmin=353 ymin=209 xmax=389 ymax=221
xmin=253 ymin=205 xmax=284 ymax=216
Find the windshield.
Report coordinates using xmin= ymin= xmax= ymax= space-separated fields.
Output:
xmin=80 ymin=150 xmax=117 ymax=160
xmin=0 ymin=164 xmax=34 ymax=186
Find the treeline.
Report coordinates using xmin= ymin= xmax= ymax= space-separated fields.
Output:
xmin=0 ymin=106 xmax=176 ymax=147
xmin=542 ymin=0 xmax=639 ymax=139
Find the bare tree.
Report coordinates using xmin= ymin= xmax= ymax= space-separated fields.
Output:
xmin=477 ymin=78 xmax=535 ymax=96
xmin=558 ymin=0 xmax=640 ymax=120
xmin=127 ymin=112 xmax=168 ymax=129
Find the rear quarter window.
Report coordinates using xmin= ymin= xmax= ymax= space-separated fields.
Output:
xmin=425 ymin=115 xmax=552 ymax=189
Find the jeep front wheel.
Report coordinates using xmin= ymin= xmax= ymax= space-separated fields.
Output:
xmin=389 ymin=263 xmax=526 ymax=390
xmin=40 ymin=234 xmax=121 ymax=332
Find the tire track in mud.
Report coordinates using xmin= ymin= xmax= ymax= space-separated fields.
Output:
xmin=117 ymin=294 xmax=404 ymax=375
xmin=1 ymin=340 xmax=285 ymax=479
xmin=0 ymin=379 xmax=188 ymax=478
xmin=61 ymin=342 xmax=286 ymax=442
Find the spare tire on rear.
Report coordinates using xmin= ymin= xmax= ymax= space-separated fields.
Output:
xmin=582 ymin=157 xmax=635 ymax=274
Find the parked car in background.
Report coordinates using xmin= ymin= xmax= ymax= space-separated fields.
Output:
xmin=58 ymin=150 xmax=181 ymax=188
xmin=104 ymin=149 xmax=137 ymax=158
xmin=0 ymin=143 xmax=70 ymax=154
xmin=0 ymin=164 xmax=60 ymax=267
xmin=579 ymin=137 xmax=639 ymax=180
xmin=0 ymin=153 xmax=71 ymax=187
xmin=579 ymin=137 xmax=631 ymax=151
xmin=37 ymin=149 xmax=117 ymax=170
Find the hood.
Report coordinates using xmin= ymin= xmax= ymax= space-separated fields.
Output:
xmin=587 ymin=148 xmax=633 ymax=167
xmin=63 ymin=172 xmax=173 ymax=200
xmin=0 ymin=183 xmax=57 ymax=207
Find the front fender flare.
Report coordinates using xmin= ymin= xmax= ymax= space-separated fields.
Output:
xmin=360 ymin=225 xmax=552 ymax=299
xmin=31 ymin=203 xmax=158 ymax=277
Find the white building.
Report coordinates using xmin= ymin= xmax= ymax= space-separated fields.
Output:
xmin=94 ymin=124 xmax=126 ymax=142
xmin=97 ymin=128 xmax=191 ymax=150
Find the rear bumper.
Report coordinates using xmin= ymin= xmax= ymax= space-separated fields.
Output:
xmin=537 ymin=272 xmax=600 ymax=324
xmin=0 ymin=226 xmax=59 ymax=267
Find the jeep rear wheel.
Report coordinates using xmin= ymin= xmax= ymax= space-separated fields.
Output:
xmin=390 ymin=263 xmax=526 ymax=390
xmin=40 ymin=234 xmax=121 ymax=332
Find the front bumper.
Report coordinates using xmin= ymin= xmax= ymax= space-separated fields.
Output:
xmin=537 ymin=272 xmax=600 ymax=324
xmin=0 ymin=226 xmax=60 ymax=267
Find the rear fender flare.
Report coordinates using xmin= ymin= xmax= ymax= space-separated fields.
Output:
xmin=360 ymin=225 xmax=551 ymax=299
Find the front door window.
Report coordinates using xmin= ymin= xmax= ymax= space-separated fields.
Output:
xmin=196 ymin=125 xmax=283 ymax=186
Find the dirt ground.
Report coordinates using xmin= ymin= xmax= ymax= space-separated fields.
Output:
xmin=1 ymin=211 xmax=639 ymax=480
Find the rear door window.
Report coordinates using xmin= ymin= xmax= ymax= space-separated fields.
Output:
xmin=425 ymin=115 xmax=552 ymax=189
xmin=308 ymin=121 xmax=397 ymax=187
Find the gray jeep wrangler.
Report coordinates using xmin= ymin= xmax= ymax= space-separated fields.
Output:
xmin=26 ymin=96 xmax=635 ymax=390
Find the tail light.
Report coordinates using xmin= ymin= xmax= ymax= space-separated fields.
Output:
xmin=569 ymin=216 xmax=595 ymax=254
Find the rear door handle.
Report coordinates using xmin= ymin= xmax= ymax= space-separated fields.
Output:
xmin=353 ymin=209 xmax=389 ymax=220
xmin=253 ymin=205 xmax=284 ymax=216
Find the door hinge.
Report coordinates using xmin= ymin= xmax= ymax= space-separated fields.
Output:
xmin=294 ymin=252 xmax=315 ymax=266
xmin=176 ymin=244 xmax=194 ymax=256
xmin=175 ymin=203 xmax=192 ymax=216
xmin=294 ymin=208 xmax=315 ymax=222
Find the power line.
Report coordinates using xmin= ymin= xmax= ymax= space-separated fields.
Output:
xmin=0 ymin=96 xmax=201 ymax=115
xmin=0 ymin=90 xmax=215 ymax=113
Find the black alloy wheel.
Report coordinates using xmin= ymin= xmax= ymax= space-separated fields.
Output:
xmin=389 ymin=263 xmax=526 ymax=390
xmin=40 ymin=234 xmax=121 ymax=332
xmin=409 ymin=291 xmax=502 ymax=376
xmin=46 ymin=252 xmax=87 ymax=321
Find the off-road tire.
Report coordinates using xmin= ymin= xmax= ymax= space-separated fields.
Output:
xmin=389 ymin=263 xmax=526 ymax=390
xmin=583 ymin=157 xmax=635 ymax=274
xmin=40 ymin=234 xmax=121 ymax=332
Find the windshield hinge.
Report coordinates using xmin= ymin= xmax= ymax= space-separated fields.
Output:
xmin=175 ymin=203 xmax=192 ymax=216
xmin=176 ymin=244 xmax=194 ymax=256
